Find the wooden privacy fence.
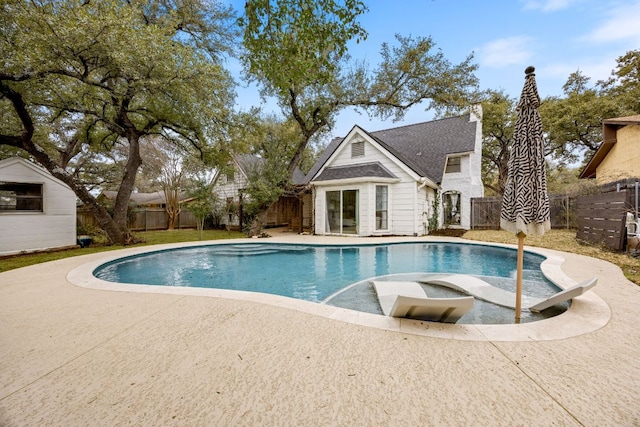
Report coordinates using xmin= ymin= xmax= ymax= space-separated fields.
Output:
xmin=77 ymin=208 xmax=197 ymax=231
xmin=471 ymin=195 xmax=577 ymax=230
xmin=576 ymin=192 xmax=627 ymax=251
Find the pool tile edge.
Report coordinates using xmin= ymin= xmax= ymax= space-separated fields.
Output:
xmin=65 ymin=237 xmax=612 ymax=343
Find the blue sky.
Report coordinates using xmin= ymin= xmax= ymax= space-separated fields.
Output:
xmin=227 ymin=0 xmax=640 ymax=139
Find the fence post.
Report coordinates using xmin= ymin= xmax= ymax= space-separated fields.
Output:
xmin=636 ymin=181 xmax=638 ymax=222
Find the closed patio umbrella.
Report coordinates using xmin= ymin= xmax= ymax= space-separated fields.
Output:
xmin=500 ymin=66 xmax=551 ymax=322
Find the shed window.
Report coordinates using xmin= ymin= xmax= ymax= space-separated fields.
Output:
xmin=0 ymin=182 xmax=43 ymax=212
xmin=351 ymin=141 xmax=365 ymax=158
xmin=445 ymin=157 xmax=461 ymax=173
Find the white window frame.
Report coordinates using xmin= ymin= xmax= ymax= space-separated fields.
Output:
xmin=375 ymin=185 xmax=389 ymax=231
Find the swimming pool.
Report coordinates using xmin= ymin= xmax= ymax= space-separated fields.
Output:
xmin=94 ymin=242 xmax=567 ymax=324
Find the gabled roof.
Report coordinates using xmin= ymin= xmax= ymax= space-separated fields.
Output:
xmin=0 ymin=157 xmax=71 ymax=190
xmin=580 ymin=115 xmax=640 ymax=179
xmin=307 ymin=114 xmax=478 ymax=185
xmin=224 ymin=153 xmax=306 ymax=186
xmin=233 ymin=154 xmax=265 ymax=178
xmin=304 ymin=137 xmax=344 ymax=183
xmin=99 ymin=190 xmax=192 ymax=205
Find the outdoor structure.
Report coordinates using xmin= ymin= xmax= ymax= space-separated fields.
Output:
xmin=580 ymin=114 xmax=640 ymax=184
xmin=0 ymin=157 xmax=77 ymax=255
xmin=306 ymin=109 xmax=484 ymax=236
xmin=212 ymin=154 xmax=311 ymax=231
xmin=211 ymin=154 xmax=262 ymax=230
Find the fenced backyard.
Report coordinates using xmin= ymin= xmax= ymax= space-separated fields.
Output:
xmin=471 ymin=178 xmax=640 ymax=252
xmin=471 ymin=194 xmax=578 ymax=230
xmin=78 ymin=208 xmax=197 ymax=232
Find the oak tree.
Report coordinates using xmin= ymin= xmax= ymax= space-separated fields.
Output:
xmin=0 ymin=0 xmax=236 ymax=244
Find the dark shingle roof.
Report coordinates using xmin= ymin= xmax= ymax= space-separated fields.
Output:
xmin=314 ymin=162 xmax=397 ymax=182
xmin=234 ymin=154 xmax=264 ymax=177
xmin=305 ymin=136 xmax=343 ymax=182
xmin=308 ymin=114 xmax=477 ymax=185
xmin=367 ymin=114 xmax=477 ymax=184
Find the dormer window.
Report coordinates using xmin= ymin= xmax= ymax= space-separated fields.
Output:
xmin=351 ymin=141 xmax=365 ymax=158
xmin=445 ymin=156 xmax=461 ymax=173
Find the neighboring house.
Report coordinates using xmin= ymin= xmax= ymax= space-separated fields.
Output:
xmin=211 ymin=154 xmax=262 ymax=229
xmin=97 ymin=190 xmax=193 ymax=208
xmin=580 ymin=115 xmax=640 ymax=184
xmin=90 ymin=190 xmax=196 ymax=231
xmin=211 ymin=154 xmax=311 ymax=231
xmin=306 ymin=109 xmax=484 ymax=236
xmin=0 ymin=157 xmax=77 ymax=255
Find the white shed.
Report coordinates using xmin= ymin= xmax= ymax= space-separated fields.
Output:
xmin=0 ymin=157 xmax=77 ymax=255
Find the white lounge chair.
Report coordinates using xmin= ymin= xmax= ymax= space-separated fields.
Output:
xmin=372 ymin=281 xmax=474 ymax=323
xmin=419 ymin=274 xmax=597 ymax=313
xmin=527 ymin=277 xmax=598 ymax=312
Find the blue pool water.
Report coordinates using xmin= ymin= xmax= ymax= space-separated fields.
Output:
xmin=94 ymin=242 xmax=565 ymax=324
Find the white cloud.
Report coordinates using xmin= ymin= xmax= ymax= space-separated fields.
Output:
xmin=478 ymin=36 xmax=535 ymax=68
xmin=522 ymin=0 xmax=578 ymax=12
xmin=541 ymin=58 xmax=616 ymax=86
xmin=584 ymin=1 xmax=640 ymax=44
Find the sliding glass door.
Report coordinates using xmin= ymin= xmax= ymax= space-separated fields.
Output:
xmin=325 ymin=190 xmax=359 ymax=234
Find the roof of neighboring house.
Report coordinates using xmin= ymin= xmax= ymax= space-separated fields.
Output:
xmin=314 ymin=162 xmax=397 ymax=182
xmin=234 ymin=154 xmax=265 ymax=177
xmin=307 ymin=114 xmax=478 ymax=185
xmin=291 ymin=167 xmax=308 ymax=185
xmin=99 ymin=190 xmax=192 ymax=205
xmin=580 ymin=115 xmax=640 ymax=179
xmin=218 ymin=153 xmax=307 ymax=186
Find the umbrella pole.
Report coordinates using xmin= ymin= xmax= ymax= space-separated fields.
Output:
xmin=515 ymin=232 xmax=525 ymax=322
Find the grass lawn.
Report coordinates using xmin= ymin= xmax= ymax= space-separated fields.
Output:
xmin=0 ymin=229 xmax=245 ymax=273
xmin=462 ymin=229 xmax=640 ymax=286
xmin=1 ymin=228 xmax=638 ymax=286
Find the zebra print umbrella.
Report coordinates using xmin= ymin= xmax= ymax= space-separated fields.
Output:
xmin=500 ymin=66 xmax=550 ymax=321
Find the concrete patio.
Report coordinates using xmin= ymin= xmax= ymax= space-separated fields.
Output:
xmin=1 ymin=234 xmax=639 ymax=426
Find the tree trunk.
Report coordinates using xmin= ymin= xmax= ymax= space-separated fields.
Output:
xmin=165 ymin=188 xmax=181 ymax=230
xmin=249 ymin=209 xmax=269 ymax=237
xmin=497 ymin=156 xmax=509 ymax=197
xmin=112 ymin=131 xmax=142 ymax=237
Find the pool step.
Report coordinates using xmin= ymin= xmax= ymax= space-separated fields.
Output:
xmin=210 ymin=244 xmax=309 ymax=256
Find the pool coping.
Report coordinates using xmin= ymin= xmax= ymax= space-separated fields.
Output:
xmin=66 ymin=236 xmax=611 ymax=342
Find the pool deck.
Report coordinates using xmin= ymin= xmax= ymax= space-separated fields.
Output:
xmin=1 ymin=232 xmax=639 ymax=425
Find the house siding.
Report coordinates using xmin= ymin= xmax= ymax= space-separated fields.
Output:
xmin=212 ymin=170 xmax=249 ymax=227
xmin=313 ymin=132 xmax=423 ymax=236
xmin=310 ymin=109 xmax=483 ymax=236
xmin=596 ymin=125 xmax=640 ymax=184
xmin=440 ymin=109 xmax=484 ymax=229
xmin=0 ymin=158 xmax=76 ymax=255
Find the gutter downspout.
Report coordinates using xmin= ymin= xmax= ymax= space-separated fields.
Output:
xmin=417 ymin=177 xmax=441 ymax=235
xmin=418 ymin=177 xmax=429 ymax=190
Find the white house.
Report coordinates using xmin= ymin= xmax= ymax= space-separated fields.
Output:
xmin=307 ymin=109 xmax=484 ymax=236
xmin=0 ymin=157 xmax=77 ymax=255
xmin=211 ymin=154 xmax=262 ymax=229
